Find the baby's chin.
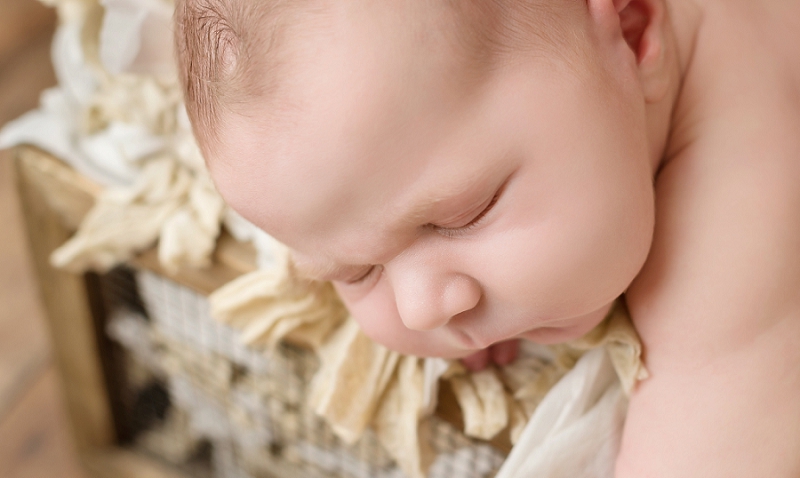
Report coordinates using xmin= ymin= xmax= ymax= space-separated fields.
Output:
xmin=517 ymin=304 xmax=613 ymax=345
xmin=418 ymin=321 xmax=601 ymax=360
xmin=380 ymin=322 xmax=602 ymax=360
xmin=517 ymin=323 xmax=597 ymax=344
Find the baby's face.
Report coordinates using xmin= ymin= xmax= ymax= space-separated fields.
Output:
xmin=211 ymin=3 xmax=656 ymax=358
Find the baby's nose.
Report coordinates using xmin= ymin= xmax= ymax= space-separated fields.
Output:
xmin=392 ymin=270 xmax=482 ymax=331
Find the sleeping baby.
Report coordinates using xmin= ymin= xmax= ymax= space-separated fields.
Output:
xmin=173 ymin=0 xmax=800 ymax=475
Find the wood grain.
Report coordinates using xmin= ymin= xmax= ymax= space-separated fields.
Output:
xmin=0 ymin=29 xmax=58 ymax=130
xmin=0 ymin=7 xmax=59 ymax=423
xmin=0 ymin=367 xmax=86 ymax=478
xmin=14 ymin=150 xmax=116 ymax=452
xmin=0 ymin=153 xmax=51 ymax=423
xmin=0 ymin=0 xmax=55 ymax=69
xmin=0 ymin=3 xmax=188 ymax=477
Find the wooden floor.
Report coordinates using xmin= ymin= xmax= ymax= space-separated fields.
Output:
xmin=0 ymin=1 xmax=87 ymax=477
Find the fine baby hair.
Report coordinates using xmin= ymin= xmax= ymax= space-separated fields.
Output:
xmin=175 ymin=0 xmax=589 ymax=156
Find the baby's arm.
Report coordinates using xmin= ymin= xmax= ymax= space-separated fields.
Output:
xmin=618 ymin=137 xmax=800 ymax=476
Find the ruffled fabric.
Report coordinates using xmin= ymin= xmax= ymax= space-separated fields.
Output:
xmin=209 ymin=253 xmax=647 ymax=478
xmin=1 ymin=0 xmax=267 ymax=273
xmin=209 ymin=243 xmax=348 ymax=350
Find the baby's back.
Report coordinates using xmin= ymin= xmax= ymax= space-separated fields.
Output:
xmin=619 ymin=0 xmax=800 ymax=476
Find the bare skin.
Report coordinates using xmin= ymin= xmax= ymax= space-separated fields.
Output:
xmin=204 ymin=0 xmax=800 ymax=475
xmin=621 ymin=1 xmax=800 ymax=475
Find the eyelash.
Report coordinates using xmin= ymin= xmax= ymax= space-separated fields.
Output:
xmin=344 ymin=264 xmax=382 ymax=285
xmin=434 ymin=188 xmax=503 ymax=238
xmin=341 ymin=182 xmax=505 ymax=285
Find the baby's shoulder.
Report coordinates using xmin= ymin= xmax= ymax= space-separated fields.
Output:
xmin=687 ymin=0 xmax=800 ymax=76
xmin=627 ymin=1 xmax=800 ymax=353
xmin=670 ymin=0 xmax=800 ymax=152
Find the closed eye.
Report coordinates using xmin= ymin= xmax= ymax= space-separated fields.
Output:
xmin=433 ymin=181 xmax=507 ymax=238
xmin=342 ymin=264 xmax=381 ymax=285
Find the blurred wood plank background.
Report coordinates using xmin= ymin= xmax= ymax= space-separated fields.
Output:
xmin=0 ymin=0 xmax=87 ymax=477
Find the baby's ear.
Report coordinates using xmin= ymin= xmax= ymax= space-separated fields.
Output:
xmin=587 ymin=0 xmax=672 ymax=103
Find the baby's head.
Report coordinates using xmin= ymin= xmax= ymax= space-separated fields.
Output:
xmin=175 ymin=0 xmax=678 ymax=358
